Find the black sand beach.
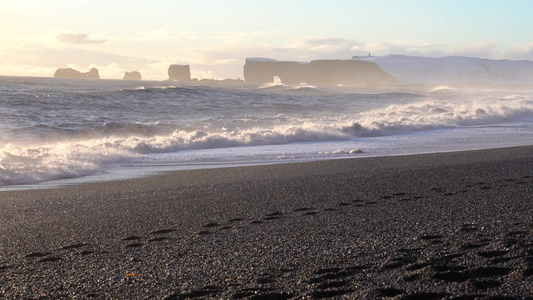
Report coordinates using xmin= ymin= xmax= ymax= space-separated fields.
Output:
xmin=1 ymin=146 xmax=533 ymax=299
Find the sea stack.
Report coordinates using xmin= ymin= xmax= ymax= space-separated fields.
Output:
xmin=168 ymin=64 xmax=191 ymax=81
xmin=54 ymin=67 xmax=100 ymax=79
xmin=123 ymin=71 xmax=142 ymax=80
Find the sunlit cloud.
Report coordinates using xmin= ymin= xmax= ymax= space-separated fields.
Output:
xmin=0 ymin=62 xmax=56 ymax=77
xmin=0 ymin=43 xmax=159 ymax=78
xmin=517 ymin=42 xmax=533 ymax=53
xmin=2 ymin=44 xmax=155 ymax=67
xmin=348 ymin=40 xmax=451 ymax=57
xmin=191 ymin=69 xmax=216 ymax=79
xmin=210 ymin=30 xmax=268 ymax=42
xmin=511 ymin=42 xmax=533 ymax=58
xmin=3 ymin=28 xmax=533 ymax=80
xmin=360 ymin=43 xmax=391 ymax=54
xmin=284 ymin=38 xmax=354 ymax=52
xmin=212 ymin=58 xmax=240 ymax=65
xmin=131 ymin=28 xmax=282 ymax=45
xmin=56 ymin=32 xmax=108 ymax=44
xmin=453 ymin=41 xmax=502 ymax=59
xmin=134 ymin=29 xmax=200 ymax=42
xmin=139 ymin=29 xmax=172 ymax=39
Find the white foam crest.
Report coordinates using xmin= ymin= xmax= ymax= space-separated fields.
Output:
xmin=120 ymin=85 xmax=179 ymax=92
xmin=259 ymin=82 xmax=288 ymax=89
xmin=296 ymin=82 xmax=318 ymax=89
xmin=1 ymin=94 xmax=531 ymax=186
xmin=429 ymin=85 xmax=455 ymax=92
xmin=0 ymin=123 xmax=347 ymax=185
xmin=318 ymin=149 xmax=364 ymax=155
xmin=122 ymin=122 xmax=353 ymax=154
xmin=342 ymin=95 xmax=533 ymax=136
xmin=0 ymin=140 xmax=140 ymax=186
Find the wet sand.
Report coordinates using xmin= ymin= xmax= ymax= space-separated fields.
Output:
xmin=1 ymin=146 xmax=533 ymax=299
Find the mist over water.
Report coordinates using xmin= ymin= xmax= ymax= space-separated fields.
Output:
xmin=1 ymin=76 xmax=533 ymax=187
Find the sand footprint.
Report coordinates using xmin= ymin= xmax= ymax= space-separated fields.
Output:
xmin=227 ymin=217 xmax=246 ymax=222
xmin=0 ymin=265 xmax=13 ymax=271
xmin=25 ymin=252 xmax=51 ymax=258
xmin=148 ymin=237 xmax=169 ymax=242
xmin=293 ymin=207 xmax=312 ymax=212
xmin=25 ymin=252 xmax=62 ymax=263
xmin=149 ymin=229 xmax=176 ymax=235
xmin=61 ymin=243 xmax=89 ymax=250
xmin=264 ymin=212 xmax=283 ymax=220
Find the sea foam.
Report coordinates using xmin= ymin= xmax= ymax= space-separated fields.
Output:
xmin=2 ymin=94 xmax=532 ymax=186
xmin=1 ymin=76 xmax=533 ymax=186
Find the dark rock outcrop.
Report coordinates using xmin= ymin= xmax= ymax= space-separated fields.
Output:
xmin=168 ymin=65 xmax=191 ymax=81
xmin=54 ymin=68 xmax=100 ymax=79
xmin=123 ymin=71 xmax=142 ymax=80
xmin=243 ymin=58 xmax=394 ymax=86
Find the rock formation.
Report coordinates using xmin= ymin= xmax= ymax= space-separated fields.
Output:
xmin=243 ymin=58 xmax=394 ymax=87
xmin=54 ymin=67 xmax=100 ymax=79
xmin=168 ymin=65 xmax=191 ymax=81
xmin=123 ymin=71 xmax=142 ymax=80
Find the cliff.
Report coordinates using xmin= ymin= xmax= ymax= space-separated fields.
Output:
xmin=123 ymin=71 xmax=142 ymax=80
xmin=352 ymin=55 xmax=533 ymax=85
xmin=54 ymin=68 xmax=100 ymax=79
xmin=243 ymin=58 xmax=394 ymax=86
xmin=168 ymin=65 xmax=191 ymax=81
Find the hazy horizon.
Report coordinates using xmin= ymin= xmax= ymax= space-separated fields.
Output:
xmin=2 ymin=0 xmax=533 ymax=80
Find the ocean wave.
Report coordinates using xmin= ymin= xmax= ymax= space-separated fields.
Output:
xmin=349 ymin=95 xmax=533 ymax=136
xmin=1 ymin=94 xmax=532 ymax=186
xmin=0 ymin=140 xmax=137 ymax=186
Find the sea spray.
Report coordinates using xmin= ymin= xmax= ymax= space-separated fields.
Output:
xmin=1 ymin=76 xmax=533 ymax=186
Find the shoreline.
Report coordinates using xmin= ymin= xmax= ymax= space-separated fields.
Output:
xmin=1 ymin=145 xmax=533 ymax=298
xmin=4 ymin=135 xmax=533 ymax=192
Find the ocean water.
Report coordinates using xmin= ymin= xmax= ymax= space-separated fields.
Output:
xmin=1 ymin=76 xmax=533 ymax=189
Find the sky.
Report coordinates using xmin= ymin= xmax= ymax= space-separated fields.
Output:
xmin=2 ymin=0 xmax=533 ymax=80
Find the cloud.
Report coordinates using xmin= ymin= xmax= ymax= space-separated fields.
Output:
xmin=0 ymin=62 xmax=56 ymax=77
xmin=3 ymin=44 xmax=155 ymax=67
xmin=56 ymin=32 xmax=108 ymax=44
xmin=191 ymin=69 xmax=216 ymax=79
xmin=283 ymin=38 xmax=358 ymax=55
xmin=509 ymin=42 xmax=533 ymax=59
xmin=134 ymin=29 xmax=199 ymax=42
xmin=212 ymin=58 xmax=240 ymax=65
xmin=4 ymin=30 xmax=533 ymax=80
xmin=0 ymin=43 xmax=162 ymax=78
xmin=452 ymin=41 xmax=502 ymax=59
xmin=279 ymin=38 xmax=510 ymax=60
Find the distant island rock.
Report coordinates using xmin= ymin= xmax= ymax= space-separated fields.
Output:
xmin=168 ymin=64 xmax=191 ymax=81
xmin=243 ymin=58 xmax=394 ymax=87
xmin=54 ymin=67 xmax=100 ymax=79
xmin=123 ymin=71 xmax=142 ymax=80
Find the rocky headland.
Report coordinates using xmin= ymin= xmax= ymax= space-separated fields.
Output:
xmin=353 ymin=55 xmax=533 ymax=86
xmin=243 ymin=58 xmax=395 ymax=87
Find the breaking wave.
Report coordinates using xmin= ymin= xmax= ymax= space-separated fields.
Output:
xmin=2 ymin=93 xmax=532 ymax=186
xmin=1 ymin=75 xmax=533 ymax=186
